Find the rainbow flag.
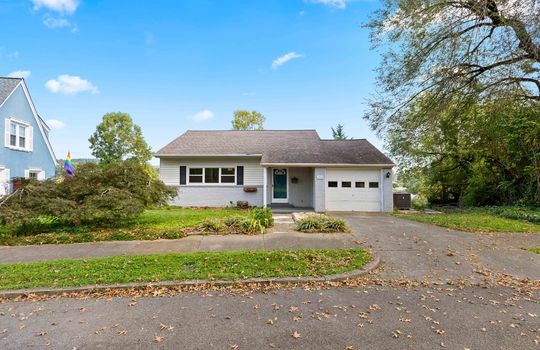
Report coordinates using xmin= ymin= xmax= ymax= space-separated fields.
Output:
xmin=64 ymin=151 xmax=74 ymax=177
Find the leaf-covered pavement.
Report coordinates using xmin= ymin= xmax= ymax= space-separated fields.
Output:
xmin=0 ymin=275 xmax=539 ymax=349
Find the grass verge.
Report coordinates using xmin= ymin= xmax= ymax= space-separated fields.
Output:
xmin=0 ymin=249 xmax=371 ymax=291
xmin=0 ymin=207 xmax=248 ymax=246
xmin=394 ymin=208 xmax=540 ymax=233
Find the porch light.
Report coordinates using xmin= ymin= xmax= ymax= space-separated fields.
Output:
xmin=385 ymin=171 xmax=391 ymax=178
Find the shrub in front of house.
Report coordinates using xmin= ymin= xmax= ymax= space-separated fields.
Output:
xmin=295 ymin=214 xmax=350 ymax=233
xmin=196 ymin=207 xmax=274 ymax=235
xmin=0 ymin=160 xmax=176 ymax=234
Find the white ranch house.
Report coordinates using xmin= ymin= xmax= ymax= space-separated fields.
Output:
xmin=156 ymin=130 xmax=394 ymax=212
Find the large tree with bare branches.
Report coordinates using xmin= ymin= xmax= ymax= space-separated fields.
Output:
xmin=366 ymin=0 xmax=539 ymax=132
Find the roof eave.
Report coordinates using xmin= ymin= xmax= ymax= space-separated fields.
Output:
xmin=260 ymin=162 xmax=395 ymax=167
xmin=154 ymin=153 xmax=263 ymax=158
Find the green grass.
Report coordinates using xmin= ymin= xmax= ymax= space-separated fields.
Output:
xmin=0 ymin=249 xmax=371 ymax=291
xmin=0 ymin=207 xmax=248 ymax=246
xmin=530 ymin=248 xmax=540 ymax=254
xmin=395 ymin=207 xmax=540 ymax=233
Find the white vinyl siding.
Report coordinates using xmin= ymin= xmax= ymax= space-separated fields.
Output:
xmin=326 ymin=168 xmax=382 ymax=212
xmin=159 ymin=157 xmax=264 ymax=186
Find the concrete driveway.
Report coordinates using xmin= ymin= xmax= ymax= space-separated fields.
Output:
xmin=336 ymin=212 xmax=540 ymax=282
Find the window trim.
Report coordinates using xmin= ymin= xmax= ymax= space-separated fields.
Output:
xmin=187 ymin=166 xmax=237 ymax=185
xmin=5 ymin=118 xmax=32 ymax=152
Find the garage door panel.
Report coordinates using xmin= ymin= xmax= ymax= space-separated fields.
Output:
xmin=326 ymin=169 xmax=381 ymax=212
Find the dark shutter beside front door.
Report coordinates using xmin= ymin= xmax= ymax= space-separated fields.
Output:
xmin=236 ymin=166 xmax=244 ymax=185
xmin=180 ymin=166 xmax=187 ymax=185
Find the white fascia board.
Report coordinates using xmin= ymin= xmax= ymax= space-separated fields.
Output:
xmin=260 ymin=163 xmax=395 ymax=168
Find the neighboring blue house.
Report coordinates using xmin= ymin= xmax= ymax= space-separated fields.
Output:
xmin=0 ymin=77 xmax=57 ymax=195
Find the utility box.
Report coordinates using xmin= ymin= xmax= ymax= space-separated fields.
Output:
xmin=393 ymin=192 xmax=411 ymax=210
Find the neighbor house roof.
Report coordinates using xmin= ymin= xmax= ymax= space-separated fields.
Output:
xmin=0 ymin=77 xmax=22 ymax=107
xmin=156 ymin=130 xmax=394 ymax=166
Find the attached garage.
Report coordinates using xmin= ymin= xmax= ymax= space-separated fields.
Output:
xmin=325 ymin=168 xmax=382 ymax=212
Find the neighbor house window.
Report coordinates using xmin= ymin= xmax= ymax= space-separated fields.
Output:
xmin=5 ymin=119 xmax=32 ymax=151
xmin=9 ymin=123 xmax=16 ymax=146
xmin=328 ymin=181 xmax=338 ymax=188
xmin=18 ymin=125 xmax=26 ymax=148
xmin=342 ymin=181 xmax=351 ymax=188
xmin=355 ymin=181 xmax=365 ymax=188
xmin=189 ymin=167 xmax=236 ymax=184
xmin=369 ymin=182 xmax=379 ymax=188
xmin=28 ymin=171 xmax=39 ymax=180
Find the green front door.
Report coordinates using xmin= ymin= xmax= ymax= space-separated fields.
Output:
xmin=272 ymin=168 xmax=288 ymax=202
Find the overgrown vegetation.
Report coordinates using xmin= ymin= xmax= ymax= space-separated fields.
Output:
xmin=0 ymin=207 xmax=248 ymax=246
xmin=367 ymin=0 xmax=540 ymax=206
xmin=395 ymin=207 xmax=540 ymax=233
xmin=0 ymin=249 xmax=371 ymax=290
xmin=197 ymin=207 xmax=274 ymax=235
xmin=0 ymin=160 xmax=175 ymax=234
xmin=530 ymin=248 xmax=540 ymax=255
xmin=295 ymin=214 xmax=350 ymax=233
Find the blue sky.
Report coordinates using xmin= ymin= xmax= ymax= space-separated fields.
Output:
xmin=1 ymin=0 xmax=383 ymax=162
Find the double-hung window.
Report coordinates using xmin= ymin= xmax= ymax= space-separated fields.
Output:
xmin=189 ymin=167 xmax=236 ymax=184
xmin=5 ymin=119 xmax=32 ymax=151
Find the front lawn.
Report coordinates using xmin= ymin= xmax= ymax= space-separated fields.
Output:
xmin=0 ymin=207 xmax=248 ymax=246
xmin=0 ymin=249 xmax=371 ymax=291
xmin=395 ymin=207 xmax=540 ymax=233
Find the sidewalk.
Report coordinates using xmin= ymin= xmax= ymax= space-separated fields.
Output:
xmin=0 ymin=215 xmax=358 ymax=264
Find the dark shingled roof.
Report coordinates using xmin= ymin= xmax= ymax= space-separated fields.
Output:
xmin=0 ymin=77 xmax=22 ymax=106
xmin=156 ymin=130 xmax=394 ymax=165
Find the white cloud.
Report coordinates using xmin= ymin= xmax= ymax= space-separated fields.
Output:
xmin=43 ymin=15 xmax=71 ymax=28
xmin=31 ymin=0 xmax=80 ymax=15
xmin=306 ymin=0 xmax=348 ymax=8
xmin=45 ymin=75 xmax=99 ymax=95
xmin=46 ymin=119 xmax=66 ymax=129
xmin=7 ymin=70 xmax=31 ymax=79
xmin=271 ymin=52 xmax=303 ymax=69
xmin=192 ymin=109 xmax=214 ymax=121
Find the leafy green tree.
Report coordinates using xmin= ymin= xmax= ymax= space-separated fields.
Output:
xmin=331 ymin=124 xmax=350 ymax=140
xmin=386 ymin=91 xmax=540 ymax=205
xmin=89 ymin=112 xmax=152 ymax=164
xmin=231 ymin=110 xmax=265 ymax=130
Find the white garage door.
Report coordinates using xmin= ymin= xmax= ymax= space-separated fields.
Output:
xmin=326 ymin=168 xmax=381 ymax=211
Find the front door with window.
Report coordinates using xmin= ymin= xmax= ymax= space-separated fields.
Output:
xmin=272 ymin=168 xmax=288 ymax=203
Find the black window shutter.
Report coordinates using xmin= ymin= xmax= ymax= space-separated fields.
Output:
xmin=180 ymin=166 xmax=187 ymax=185
xmin=236 ymin=166 xmax=244 ymax=185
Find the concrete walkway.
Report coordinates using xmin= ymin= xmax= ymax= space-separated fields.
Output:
xmin=0 ymin=215 xmax=358 ymax=264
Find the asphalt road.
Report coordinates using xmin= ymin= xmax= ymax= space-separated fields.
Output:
xmin=1 ymin=284 xmax=539 ymax=349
